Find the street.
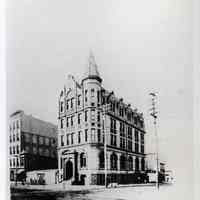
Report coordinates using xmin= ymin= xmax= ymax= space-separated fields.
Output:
xmin=11 ymin=183 xmax=189 ymax=200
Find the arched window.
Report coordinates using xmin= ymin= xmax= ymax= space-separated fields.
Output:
xmin=128 ymin=156 xmax=133 ymax=170
xmin=135 ymin=157 xmax=139 ymax=171
xmin=80 ymin=153 xmax=86 ymax=168
xmin=141 ymin=158 xmax=145 ymax=171
xmin=120 ymin=154 xmax=126 ymax=170
xmin=110 ymin=153 xmax=118 ymax=170
xmin=99 ymin=151 xmax=104 ymax=169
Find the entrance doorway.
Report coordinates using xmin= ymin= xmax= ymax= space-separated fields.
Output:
xmin=63 ymin=160 xmax=73 ymax=181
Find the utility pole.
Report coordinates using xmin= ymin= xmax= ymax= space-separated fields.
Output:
xmin=149 ymin=92 xmax=159 ymax=190
xmin=102 ymin=103 xmax=110 ymax=188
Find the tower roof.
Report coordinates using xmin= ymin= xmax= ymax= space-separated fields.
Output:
xmin=82 ymin=52 xmax=102 ymax=83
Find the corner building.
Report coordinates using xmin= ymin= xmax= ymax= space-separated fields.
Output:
xmin=58 ymin=54 xmax=146 ymax=185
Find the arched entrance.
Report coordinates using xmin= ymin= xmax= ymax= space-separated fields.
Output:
xmin=63 ymin=160 xmax=73 ymax=181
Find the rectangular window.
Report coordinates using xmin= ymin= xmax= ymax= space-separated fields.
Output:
xmin=60 ymin=101 xmax=64 ymax=112
xmin=66 ymin=117 xmax=69 ymax=127
xmin=97 ymin=91 xmax=100 ymax=103
xmin=45 ymin=137 xmax=50 ymax=146
xmin=16 ymin=121 xmax=19 ymax=129
xmin=128 ymin=127 xmax=132 ymax=139
xmin=97 ymin=111 xmax=100 ymax=122
xmin=10 ymin=147 xmax=12 ymax=155
xmin=20 ymin=158 xmax=24 ymax=166
xmin=71 ymin=116 xmax=74 ymax=126
xmin=120 ymin=122 xmax=125 ymax=136
xmin=111 ymin=135 xmax=117 ymax=146
xmin=78 ymin=113 xmax=81 ymax=124
xmin=85 ymin=129 xmax=88 ymax=142
xmin=78 ymin=95 xmax=81 ymax=106
xmin=85 ymin=110 xmax=88 ymax=122
xmin=39 ymin=147 xmax=43 ymax=155
xmin=91 ymin=109 xmax=95 ymax=121
xmin=140 ymin=120 xmax=144 ymax=128
xmin=66 ymin=100 xmax=69 ymax=110
xmin=60 ymin=119 xmax=64 ymax=129
xmin=135 ymin=143 xmax=139 ymax=153
xmin=97 ymin=129 xmax=101 ymax=142
xmin=71 ymin=98 xmax=74 ymax=108
xmin=135 ymin=130 xmax=139 ymax=142
xmin=61 ymin=135 xmax=64 ymax=146
xmin=91 ymin=128 xmax=95 ymax=142
xmin=141 ymin=134 xmax=144 ymax=144
xmin=111 ymin=102 xmax=115 ymax=113
xmin=16 ymin=145 xmax=19 ymax=154
xmin=134 ymin=117 xmax=138 ymax=125
xmin=16 ymin=133 xmax=19 ymax=141
xmin=110 ymin=118 xmax=116 ymax=133
xmin=66 ymin=134 xmax=69 ymax=145
xmin=91 ymin=88 xmax=95 ymax=97
xmin=128 ymin=140 xmax=132 ymax=151
xmin=71 ymin=133 xmax=74 ymax=145
xmin=78 ymin=131 xmax=81 ymax=143
xmin=33 ymin=146 xmax=37 ymax=154
xmin=85 ymin=90 xmax=88 ymax=102
xmin=120 ymin=138 xmax=125 ymax=149
xmin=33 ymin=135 xmax=37 ymax=144
xmin=141 ymin=145 xmax=144 ymax=153
xmin=25 ymin=134 xmax=30 ymax=143
xmin=13 ymin=146 xmax=15 ymax=154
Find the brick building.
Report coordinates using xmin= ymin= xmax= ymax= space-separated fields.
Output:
xmin=9 ymin=110 xmax=58 ymax=181
xmin=57 ymin=54 xmax=146 ymax=185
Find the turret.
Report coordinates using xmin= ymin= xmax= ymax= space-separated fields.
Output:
xmin=82 ymin=52 xmax=102 ymax=84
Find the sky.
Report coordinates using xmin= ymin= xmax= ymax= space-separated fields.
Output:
xmin=7 ymin=0 xmax=193 ymax=197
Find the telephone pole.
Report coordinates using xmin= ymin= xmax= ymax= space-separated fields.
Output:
xmin=149 ymin=92 xmax=159 ymax=190
xmin=102 ymin=103 xmax=110 ymax=188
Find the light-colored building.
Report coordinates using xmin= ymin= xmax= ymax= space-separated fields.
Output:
xmin=9 ymin=110 xmax=58 ymax=181
xmin=146 ymin=154 xmax=166 ymax=182
xmin=57 ymin=54 xmax=146 ymax=185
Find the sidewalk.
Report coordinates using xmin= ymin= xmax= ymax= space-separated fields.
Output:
xmin=10 ymin=182 xmax=157 ymax=192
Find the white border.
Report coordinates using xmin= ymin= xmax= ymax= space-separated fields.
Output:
xmin=0 ymin=0 xmax=7 ymax=199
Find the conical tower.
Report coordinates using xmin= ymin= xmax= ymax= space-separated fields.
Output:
xmin=82 ymin=52 xmax=102 ymax=83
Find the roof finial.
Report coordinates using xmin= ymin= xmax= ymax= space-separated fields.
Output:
xmin=89 ymin=50 xmax=96 ymax=69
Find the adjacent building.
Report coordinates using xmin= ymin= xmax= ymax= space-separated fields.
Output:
xmin=57 ymin=54 xmax=146 ymax=185
xmin=146 ymin=154 xmax=166 ymax=183
xmin=9 ymin=110 xmax=58 ymax=181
